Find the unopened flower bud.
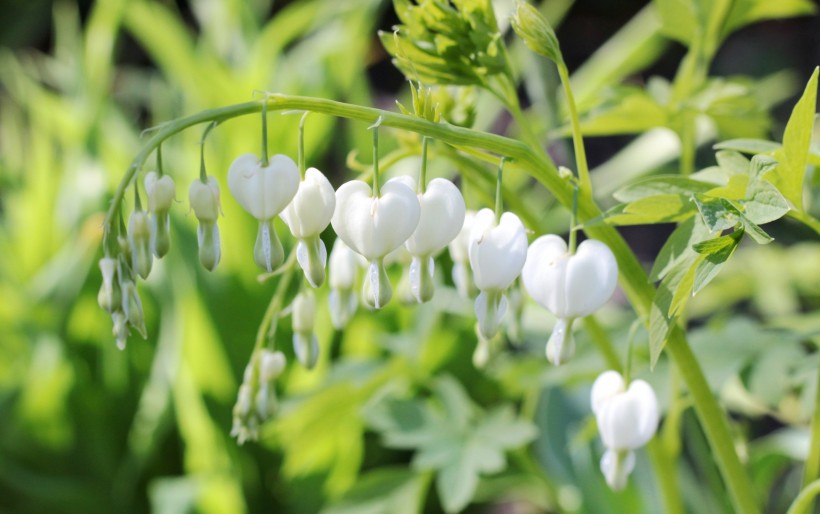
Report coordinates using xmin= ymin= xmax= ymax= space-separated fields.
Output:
xmin=449 ymin=211 xmax=477 ymax=298
xmin=112 ymin=311 xmax=129 ymax=350
xmin=121 ymin=279 xmax=147 ymax=339
xmin=328 ymin=239 xmax=361 ymax=329
xmin=97 ymin=257 xmax=121 ymax=313
xmin=189 ymin=177 xmax=221 ymax=271
xmin=128 ymin=210 xmax=153 ymax=279
xmin=259 ymin=350 xmax=286 ymax=382
xmin=145 ymin=172 xmax=176 ymax=258
xmin=292 ymin=290 xmax=319 ymax=369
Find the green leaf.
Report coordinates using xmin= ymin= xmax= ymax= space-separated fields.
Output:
xmin=613 ymin=175 xmax=715 ymax=202
xmin=714 ymin=138 xmax=781 ymax=154
xmin=715 ymin=150 xmax=750 ymax=175
xmin=578 ymin=87 xmax=667 ymax=135
xmin=723 ymin=0 xmax=816 ymax=37
xmin=321 ymin=468 xmax=424 ymax=514
xmin=650 ymin=216 xmax=711 ymax=282
xmin=605 ymin=194 xmax=697 ymax=226
xmin=652 ymin=0 xmax=699 ymax=46
xmin=765 ymin=67 xmax=818 ymax=210
xmin=365 ymin=377 xmax=535 ymax=514
xmin=742 ymin=179 xmax=790 ymax=225
xmin=692 ymin=196 xmax=739 ymax=233
xmin=692 ymin=231 xmax=743 ymax=294
xmin=749 ymin=154 xmax=779 ymax=178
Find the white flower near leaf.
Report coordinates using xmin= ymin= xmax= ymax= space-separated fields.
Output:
xmin=522 ymin=235 xmax=618 ymax=365
xmin=392 ymin=176 xmax=466 ymax=303
xmin=591 ymin=370 xmax=659 ymax=491
xmin=331 ymin=178 xmax=420 ymax=309
xmin=228 ymin=153 xmax=300 ymax=272
xmin=188 ymin=176 xmax=222 ymax=271
xmin=144 ymin=172 xmax=176 ymax=258
xmin=468 ymin=208 xmax=527 ymax=340
xmin=280 ymin=167 xmax=336 ymax=287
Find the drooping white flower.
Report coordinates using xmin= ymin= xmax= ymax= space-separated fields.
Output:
xmin=448 ymin=210 xmax=477 ymax=298
xmin=522 ymin=235 xmax=618 ymax=364
xmin=97 ymin=257 xmax=121 ymax=313
xmin=259 ymin=350 xmax=286 ymax=382
xmin=390 ymin=176 xmax=466 ymax=303
xmin=468 ymin=208 xmax=527 ymax=340
xmin=228 ymin=153 xmax=300 ymax=272
xmin=328 ymin=239 xmax=362 ymax=329
xmin=331 ymin=179 xmax=420 ymax=309
xmin=591 ymin=370 xmax=659 ymax=491
xmin=280 ymin=167 xmax=336 ymax=287
xmin=292 ymin=289 xmax=319 ymax=369
xmin=144 ymin=171 xmax=176 ymax=258
xmin=188 ymin=176 xmax=222 ymax=271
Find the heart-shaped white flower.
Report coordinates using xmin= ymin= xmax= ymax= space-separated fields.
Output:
xmin=592 ymin=371 xmax=659 ymax=451
xmin=280 ymin=167 xmax=336 ymax=286
xmin=331 ymin=179 xmax=420 ymax=259
xmin=144 ymin=172 xmax=176 ymax=212
xmin=469 ymin=209 xmax=528 ymax=291
xmin=522 ymin=235 xmax=618 ymax=319
xmin=280 ymin=167 xmax=336 ymax=238
xmin=331 ymin=178 xmax=420 ymax=309
xmin=228 ymin=153 xmax=300 ymax=220
xmin=188 ymin=176 xmax=222 ymax=271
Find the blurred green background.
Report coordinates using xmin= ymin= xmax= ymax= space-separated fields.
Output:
xmin=2 ymin=1 xmax=820 ymax=513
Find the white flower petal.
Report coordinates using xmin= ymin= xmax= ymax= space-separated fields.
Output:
xmin=281 ymin=167 xmax=336 ymax=238
xmin=228 ymin=153 xmax=300 ymax=220
xmin=468 ymin=209 xmax=527 ymax=291
xmin=405 ymin=178 xmax=466 ymax=257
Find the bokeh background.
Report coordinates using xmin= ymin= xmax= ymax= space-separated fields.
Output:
xmin=2 ymin=1 xmax=820 ymax=513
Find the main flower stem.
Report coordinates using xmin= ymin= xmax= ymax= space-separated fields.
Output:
xmin=105 ymin=95 xmax=759 ymax=513
xmin=557 ymin=61 xmax=591 ymax=192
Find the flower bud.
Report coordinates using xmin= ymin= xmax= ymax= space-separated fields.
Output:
xmin=259 ymin=350 xmax=286 ymax=382
xmin=189 ymin=177 xmax=222 ymax=271
xmin=121 ymin=279 xmax=147 ymax=340
xmin=328 ymin=239 xmax=361 ymax=329
xmin=292 ymin=290 xmax=319 ymax=369
xmin=145 ymin=172 xmax=176 ymax=259
xmin=97 ymin=257 xmax=121 ymax=313
xmin=511 ymin=0 xmax=562 ymax=63
xmin=128 ymin=210 xmax=153 ymax=279
xmin=112 ymin=311 xmax=129 ymax=350
xmin=449 ymin=210 xmax=477 ymax=297
xmin=145 ymin=172 xmax=176 ymax=212
xmin=188 ymin=176 xmax=221 ymax=222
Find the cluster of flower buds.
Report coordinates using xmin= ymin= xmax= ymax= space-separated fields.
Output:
xmin=231 ymin=349 xmax=287 ymax=444
xmin=591 ymin=370 xmax=659 ymax=490
xmin=99 ymin=171 xmax=178 ymax=350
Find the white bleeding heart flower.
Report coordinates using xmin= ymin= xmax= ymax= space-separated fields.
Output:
xmin=97 ymin=257 xmax=121 ymax=313
xmin=259 ymin=350 xmax=286 ymax=382
xmin=292 ymin=290 xmax=319 ymax=369
xmin=448 ymin=210 xmax=477 ymax=298
xmin=394 ymin=176 xmax=466 ymax=303
xmin=228 ymin=153 xmax=300 ymax=272
xmin=280 ymin=166 xmax=336 ymax=287
xmin=522 ymin=235 xmax=618 ymax=364
xmin=328 ymin=239 xmax=362 ymax=329
xmin=331 ymin=179 xmax=420 ymax=309
xmin=591 ymin=370 xmax=659 ymax=491
xmin=188 ymin=176 xmax=222 ymax=271
xmin=145 ymin=172 xmax=176 ymax=258
xmin=468 ymin=208 xmax=527 ymax=340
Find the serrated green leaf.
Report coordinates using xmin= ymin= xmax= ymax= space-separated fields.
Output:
xmin=714 ymin=138 xmax=781 ymax=154
xmin=613 ymin=175 xmax=715 ymax=202
xmin=320 ymin=468 xmax=424 ymax=514
xmin=765 ymin=67 xmax=818 ymax=210
xmin=692 ymin=231 xmax=742 ymax=294
xmin=437 ymin=451 xmax=479 ymax=513
xmin=433 ymin=375 xmax=475 ymax=430
xmin=650 ymin=216 xmax=711 ymax=282
xmin=693 ymin=196 xmax=739 ymax=232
